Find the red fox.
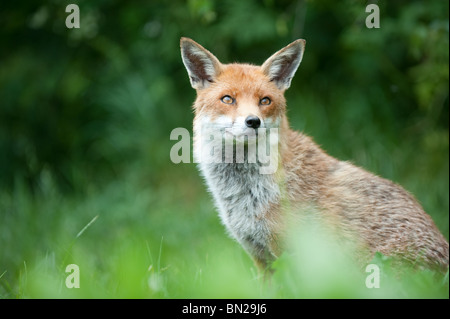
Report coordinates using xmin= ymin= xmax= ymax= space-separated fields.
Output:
xmin=180 ymin=37 xmax=449 ymax=272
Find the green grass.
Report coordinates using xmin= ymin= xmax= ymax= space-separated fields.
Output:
xmin=0 ymin=156 xmax=448 ymax=299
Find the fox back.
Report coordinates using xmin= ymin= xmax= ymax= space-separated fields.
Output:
xmin=180 ymin=37 xmax=449 ymax=272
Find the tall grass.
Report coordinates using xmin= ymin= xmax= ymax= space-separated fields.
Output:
xmin=1 ymin=158 xmax=448 ymax=299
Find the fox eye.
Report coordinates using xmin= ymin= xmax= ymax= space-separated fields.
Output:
xmin=260 ymin=97 xmax=271 ymax=106
xmin=221 ymin=95 xmax=234 ymax=104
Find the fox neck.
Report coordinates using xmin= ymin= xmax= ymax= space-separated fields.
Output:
xmin=193 ymin=115 xmax=290 ymax=264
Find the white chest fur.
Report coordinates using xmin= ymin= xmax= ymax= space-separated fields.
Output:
xmin=194 ymin=123 xmax=281 ymax=262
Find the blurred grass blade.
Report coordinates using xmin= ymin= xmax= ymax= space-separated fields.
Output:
xmin=76 ymin=215 xmax=99 ymax=239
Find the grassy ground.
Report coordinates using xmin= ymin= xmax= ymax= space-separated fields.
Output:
xmin=1 ymin=163 xmax=448 ymax=299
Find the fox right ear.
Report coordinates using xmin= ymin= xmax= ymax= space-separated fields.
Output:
xmin=180 ymin=38 xmax=222 ymax=90
xmin=262 ymin=39 xmax=305 ymax=91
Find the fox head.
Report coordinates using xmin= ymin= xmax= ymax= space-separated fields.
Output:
xmin=180 ymin=38 xmax=305 ymax=159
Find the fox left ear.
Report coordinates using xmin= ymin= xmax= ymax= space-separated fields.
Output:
xmin=180 ymin=37 xmax=222 ymax=90
xmin=261 ymin=39 xmax=305 ymax=91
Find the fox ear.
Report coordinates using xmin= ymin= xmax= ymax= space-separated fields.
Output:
xmin=261 ymin=39 xmax=305 ymax=91
xmin=180 ymin=37 xmax=222 ymax=90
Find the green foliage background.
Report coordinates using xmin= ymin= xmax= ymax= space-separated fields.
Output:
xmin=0 ymin=0 xmax=448 ymax=298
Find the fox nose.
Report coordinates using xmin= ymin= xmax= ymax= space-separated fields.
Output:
xmin=245 ymin=116 xmax=261 ymax=129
